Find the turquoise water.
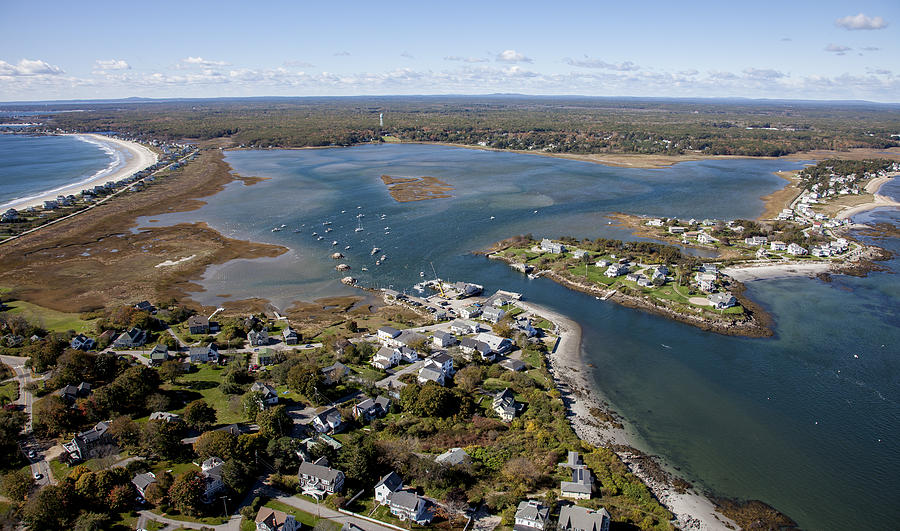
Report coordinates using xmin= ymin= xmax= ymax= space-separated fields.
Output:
xmin=134 ymin=144 xmax=897 ymax=529
xmin=0 ymin=134 xmax=121 ymax=209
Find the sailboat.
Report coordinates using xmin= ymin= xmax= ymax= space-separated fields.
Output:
xmin=355 ymin=218 xmax=364 ymax=232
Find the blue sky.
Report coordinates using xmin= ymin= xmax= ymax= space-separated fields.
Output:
xmin=1 ymin=1 xmax=897 ymax=102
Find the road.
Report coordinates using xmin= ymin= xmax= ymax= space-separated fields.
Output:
xmin=0 ymin=354 xmax=54 ymax=486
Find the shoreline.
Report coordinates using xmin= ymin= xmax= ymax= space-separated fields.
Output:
xmin=835 ymin=174 xmax=899 ymax=220
xmin=520 ymin=300 xmax=738 ymax=531
xmin=0 ymin=133 xmax=158 ymax=211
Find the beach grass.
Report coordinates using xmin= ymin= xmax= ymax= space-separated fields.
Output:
xmin=2 ymin=299 xmax=98 ymax=333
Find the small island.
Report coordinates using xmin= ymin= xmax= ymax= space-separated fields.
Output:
xmin=380 ymin=174 xmax=454 ymax=202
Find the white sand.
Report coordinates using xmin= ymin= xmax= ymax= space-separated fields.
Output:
xmin=2 ymin=134 xmax=158 ymax=211
xmin=518 ymin=300 xmax=736 ymax=530
xmin=155 ymin=255 xmax=196 ymax=268
xmin=723 ymin=261 xmax=833 ymax=282
xmin=834 ymin=174 xmax=900 ymax=220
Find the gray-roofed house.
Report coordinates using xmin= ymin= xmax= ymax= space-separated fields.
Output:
xmin=482 ymin=306 xmax=505 ymax=323
xmin=500 ymin=358 xmax=526 ymax=372
xmin=132 ymin=472 xmax=157 ymax=498
xmin=149 ymin=344 xmax=170 ymax=366
xmin=353 ymin=396 xmax=391 ymax=422
xmin=473 ymin=332 xmax=513 ymax=355
xmin=190 ymin=343 xmax=219 ymax=364
xmin=515 ymin=500 xmax=550 ymax=530
xmin=449 ymin=319 xmax=479 ymax=335
xmin=70 ymin=334 xmax=96 ymax=351
xmin=396 ymin=330 xmax=426 ymax=348
xmin=187 ymin=315 xmax=210 ymax=335
xmin=248 ymin=328 xmax=269 ymax=346
xmin=113 ymin=327 xmax=146 ymax=348
xmin=201 ymin=456 xmax=226 ymax=503
xmin=320 ymin=362 xmax=348 ymax=385
xmin=372 ymin=346 xmax=400 ymax=370
xmin=492 ymin=388 xmax=523 ymax=422
xmin=250 ymin=382 xmax=279 ymax=406
xmin=255 ymin=507 xmax=300 ymax=531
xmin=134 ymin=300 xmax=155 ymax=313
xmin=432 ymin=330 xmax=457 ymax=348
xmin=377 ymin=326 xmax=401 ymax=345
xmin=282 ymin=327 xmax=299 ymax=345
xmin=63 ymin=421 xmax=112 ymax=462
xmin=387 ymin=490 xmax=432 ymax=524
xmin=57 ymin=382 xmax=91 ymax=403
xmin=312 ymin=407 xmax=343 ymax=434
xmin=374 ymin=471 xmax=403 ymax=503
xmin=417 ymin=361 xmax=446 ymax=386
xmin=149 ymin=411 xmax=181 ymax=423
xmin=707 ymin=292 xmax=737 ymax=310
xmin=298 ymin=458 xmax=345 ymax=498
xmin=560 ymin=451 xmax=593 ymax=500
xmin=430 ymin=352 xmax=454 ymax=375
xmin=557 ymin=505 xmax=610 ymax=531
xmin=435 ymin=447 xmax=468 ymax=466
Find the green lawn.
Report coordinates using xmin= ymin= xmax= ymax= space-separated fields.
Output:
xmin=266 ymin=499 xmax=340 ymax=530
xmin=164 ymin=365 xmax=245 ymax=424
xmin=3 ymin=300 xmax=98 ymax=333
xmin=49 ymin=458 xmax=71 ymax=481
xmin=149 ymin=508 xmax=229 ymax=526
xmin=0 ymin=380 xmax=18 ymax=404
xmin=520 ymin=350 xmax=543 ymax=369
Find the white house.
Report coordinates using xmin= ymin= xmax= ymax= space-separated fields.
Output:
xmin=473 ymin=332 xmax=513 ymax=354
xmin=514 ymin=500 xmax=550 ymax=530
xmin=374 ymin=471 xmax=403 ymax=504
xmin=189 ymin=343 xmax=219 ymax=364
xmin=787 ymin=243 xmax=808 ymax=256
xmin=249 ymin=382 xmax=279 ymax=406
xmin=432 ymin=331 xmax=457 ymax=348
xmin=417 ymin=361 xmax=446 ymax=386
xmin=770 ymin=241 xmax=787 ymax=252
xmin=449 ymin=319 xmax=479 ymax=335
xmin=372 ymin=346 xmax=400 ymax=370
xmin=255 ymin=507 xmax=299 ymax=531
xmin=377 ymin=326 xmax=401 ymax=343
xmin=312 ymin=408 xmax=343 ymax=434
xmin=558 ymin=506 xmax=610 ymax=531
xmin=481 ymin=306 xmax=505 ymax=323
xmin=298 ymin=458 xmax=345 ymax=499
xmin=540 ymin=238 xmax=566 ymax=254
xmin=605 ymin=264 xmax=628 ymax=278
xmin=708 ymin=292 xmax=737 ymax=309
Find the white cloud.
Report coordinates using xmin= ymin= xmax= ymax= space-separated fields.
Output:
xmin=496 ymin=49 xmax=532 ymax=63
xmin=182 ymin=56 xmax=229 ymax=67
xmin=0 ymin=58 xmax=64 ymax=77
xmin=333 ymin=51 xmax=351 ymax=56
xmin=565 ymin=57 xmax=639 ymax=71
xmin=444 ymin=56 xmax=488 ymax=63
xmin=94 ymin=59 xmax=130 ymax=71
xmin=400 ymin=51 xmax=414 ymax=59
xmin=825 ymin=44 xmax=852 ymax=55
xmin=743 ymin=68 xmax=785 ymax=79
xmin=861 ymin=46 xmax=880 ymax=52
xmin=835 ymin=13 xmax=888 ymax=30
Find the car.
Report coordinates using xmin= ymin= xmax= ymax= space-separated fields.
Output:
xmin=305 ymin=344 xmax=313 ymax=348
xmin=27 ymin=450 xmax=37 ymax=459
xmin=33 ymin=473 xmax=43 ymax=480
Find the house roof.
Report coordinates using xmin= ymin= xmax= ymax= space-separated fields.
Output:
xmin=432 ymin=331 xmax=454 ymax=340
xmin=132 ymin=472 xmax=157 ymax=492
xmin=561 ymin=466 xmax=593 ymax=494
xmin=187 ymin=315 xmax=209 ymax=327
xmin=515 ymin=500 xmax=549 ymax=523
xmin=558 ymin=505 xmax=610 ymax=531
xmin=256 ymin=507 xmax=293 ymax=529
xmin=250 ymin=382 xmax=277 ymax=398
xmin=375 ymin=471 xmax=403 ymax=492
xmin=298 ymin=460 xmax=343 ymax=482
xmin=388 ymin=490 xmax=422 ymax=511
xmin=378 ymin=326 xmax=401 ymax=337
xmin=432 ymin=352 xmax=452 ymax=364
xmin=500 ymin=359 xmax=526 ymax=371
xmin=435 ymin=447 xmax=468 ymax=465
xmin=418 ymin=366 xmax=444 ymax=383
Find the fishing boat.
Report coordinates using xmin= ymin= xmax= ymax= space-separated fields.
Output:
xmin=420 ymin=271 xmax=425 ymax=277
xmin=332 ymin=241 xmax=338 ymax=246
xmin=325 ymin=227 xmax=332 ymax=233
xmin=312 ymin=231 xmax=318 ymax=236
xmin=323 ymin=221 xmax=332 ymax=226
xmin=292 ymin=229 xmax=301 ymax=233
xmin=361 ymin=267 xmax=368 ymax=271
xmin=280 ymin=224 xmax=287 ymax=228
xmin=380 ymin=254 xmax=387 ymax=261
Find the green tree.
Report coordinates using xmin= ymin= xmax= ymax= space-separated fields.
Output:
xmin=73 ymin=512 xmax=111 ymax=531
xmin=266 ymin=437 xmax=303 ymax=473
xmin=158 ymin=360 xmax=183 ymax=384
xmin=33 ymin=395 xmax=71 ymax=436
xmin=338 ymin=433 xmax=379 ymax=484
xmin=22 ymin=484 xmax=73 ymax=530
xmin=222 ymin=458 xmax=254 ymax=493
xmin=241 ymin=391 xmax=266 ymax=421
xmin=107 ymin=484 xmax=133 ymax=512
xmin=183 ymin=399 xmax=217 ymax=431
xmin=168 ymin=471 xmax=206 ymax=516
xmin=140 ymin=419 xmax=183 ymax=460
xmin=287 ymin=364 xmax=322 ymax=403
xmin=256 ymin=404 xmax=291 ymax=438
xmin=193 ymin=430 xmax=237 ymax=462
xmin=0 ymin=469 xmax=34 ymax=502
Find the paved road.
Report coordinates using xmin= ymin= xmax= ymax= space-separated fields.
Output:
xmin=260 ymin=486 xmax=398 ymax=531
xmin=0 ymin=354 xmax=54 ymax=486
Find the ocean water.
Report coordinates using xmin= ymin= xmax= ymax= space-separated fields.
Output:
xmin=0 ymin=134 xmax=124 ymax=210
xmin=134 ymin=144 xmax=897 ymax=529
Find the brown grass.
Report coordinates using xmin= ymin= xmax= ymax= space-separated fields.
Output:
xmin=0 ymin=149 xmax=286 ymax=313
xmin=380 ymin=174 xmax=454 ymax=202
xmin=758 ymin=170 xmax=803 ymax=221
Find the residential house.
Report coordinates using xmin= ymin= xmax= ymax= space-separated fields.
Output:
xmin=248 ymin=329 xmax=269 ymax=346
xmin=187 ymin=315 xmax=209 ymax=335
xmin=697 ymin=232 xmax=717 ymax=245
xmin=787 ymin=243 xmax=808 ymax=256
xmin=500 ymin=358 xmax=526 ymax=372
xmin=387 ymin=490 xmax=432 ymax=524
xmin=493 ymin=388 xmax=522 ymax=421
xmin=557 ymin=506 xmax=611 ymax=531
xmin=189 ymin=343 xmax=219 ymax=364
xmin=396 ymin=330 xmax=426 ymax=349
xmin=113 ymin=327 xmax=146 ymax=348
xmin=257 ymin=348 xmax=275 ymax=366
xmin=515 ymin=500 xmax=550 ymax=530
xmin=372 ymin=346 xmax=400 ymax=370
xmin=460 ymin=305 xmax=482 ymax=319
xmin=132 ymin=472 xmax=157 ymax=498
xmin=667 ymin=226 xmax=686 ymax=234
xmin=149 ymin=344 xmax=170 ymax=366
xmin=255 ymin=507 xmax=299 ymax=531
xmin=561 ymin=465 xmax=594 ymax=500
xmin=298 ymin=458 xmax=345 ymax=498
xmin=396 ymin=346 xmax=419 ymax=363
xmin=744 ymin=236 xmax=768 ymax=246
xmin=695 ymin=272 xmax=717 ymax=293
xmin=63 ymin=421 xmax=112 ymax=462
xmin=432 ymin=331 xmax=457 ymax=348
xmin=482 ymin=306 xmax=505 ymax=323
xmin=377 ymin=326 xmax=401 ymax=344
xmin=320 ymin=362 xmax=348 ymax=385
xmin=449 ymin=319 xmax=479 ymax=335
xmin=312 ymin=408 xmax=343 ymax=434
xmin=625 ymin=272 xmax=642 ymax=283
xmin=459 ymin=337 xmax=493 ymax=361
xmin=282 ymin=327 xmax=299 ymax=345
xmin=514 ymin=318 xmax=539 ymax=338
xmin=707 ymin=292 xmax=737 ymax=310
xmin=605 ymin=264 xmax=628 ymax=278
xmin=70 ymin=334 xmax=96 ymax=351
xmin=134 ymin=300 xmax=155 ymax=313
xmin=374 ymin=471 xmax=403 ymax=504
xmin=473 ymin=332 xmax=513 ymax=355
xmin=770 ymin=241 xmax=787 ymax=252
xmin=417 ymin=362 xmax=446 ymax=386
xmin=201 ymin=457 xmax=226 ymax=503
xmin=572 ymin=249 xmax=587 ymax=259
xmin=56 ymin=382 xmax=91 ymax=403
xmin=1 ymin=208 xmax=20 ymax=222
xmin=430 ymin=352 xmax=454 ymax=375
xmin=250 ymin=382 xmax=279 ymax=406
xmin=452 ymin=281 xmax=484 ymax=298
xmin=353 ymin=396 xmax=391 ymax=422
xmin=434 ymin=447 xmax=468 ymax=466
xmin=756 ymin=247 xmax=768 ymax=260
xmin=540 ymin=239 xmax=566 ymax=254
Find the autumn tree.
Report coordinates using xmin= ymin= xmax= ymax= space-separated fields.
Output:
xmin=168 ymin=471 xmax=206 ymax=516
xmin=158 ymin=360 xmax=183 ymax=384
xmin=183 ymin=399 xmax=217 ymax=431
xmin=193 ymin=430 xmax=237 ymax=462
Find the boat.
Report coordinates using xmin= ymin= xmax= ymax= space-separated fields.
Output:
xmin=280 ymin=224 xmax=286 ymax=228
xmin=341 ymin=210 xmax=346 ymax=214
xmin=380 ymin=254 xmax=387 ymax=261
xmin=355 ymin=218 xmax=364 ymax=232
xmin=293 ymin=229 xmax=301 ymax=233
xmin=371 ymin=247 xmax=381 ymax=255
xmin=312 ymin=232 xmax=318 ymax=236
xmin=271 ymin=228 xmax=282 ymax=232
xmin=323 ymin=221 xmax=332 ymax=226
xmin=375 ymin=260 xmax=381 ymax=266
xmin=325 ymin=227 xmax=332 ymax=233
xmin=384 ymin=226 xmax=390 ymax=230
xmin=361 ymin=267 xmax=368 ymax=271
xmin=332 ymin=241 xmax=338 ymax=246
xmin=344 ymin=245 xmax=351 ymax=250
xmin=420 ymin=271 xmax=425 ymax=277
xmin=490 ymin=216 xmax=495 ymax=220
xmin=357 ymin=213 xmax=365 ymax=218
xmin=317 ymin=236 xmax=324 ymax=241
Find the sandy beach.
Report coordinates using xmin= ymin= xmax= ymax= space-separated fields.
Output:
xmin=519 ymin=300 xmax=737 ymax=530
xmin=2 ymin=134 xmax=158 ymax=211
xmin=834 ymin=173 xmax=899 ymax=220
xmin=722 ymin=261 xmax=833 ymax=282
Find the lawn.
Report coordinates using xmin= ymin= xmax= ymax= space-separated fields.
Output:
xmin=3 ymin=300 xmax=98 ymax=333
xmin=164 ymin=365 xmax=245 ymax=424
xmin=0 ymin=380 xmax=18 ymax=404
xmin=520 ymin=350 xmax=543 ymax=369
xmin=264 ymin=499 xmax=340 ymax=530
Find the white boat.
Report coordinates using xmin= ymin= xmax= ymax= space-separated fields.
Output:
xmin=380 ymin=254 xmax=387 ymax=261
xmin=341 ymin=210 xmax=346 ymax=214
xmin=371 ymin=247 xmax=381 ymax=255
xmin=357 ymin=213 xmax=365 ymax=218
xmin=325 ymin=227 xmax=332 ymax=233
xmin=317 ymin=236 xmax=324 ymax=241
xmin=271 ymin=228 xmax=282 ymax=232
xmin=420 ymin=271 xmax=425 ymax=277
xmin=312 ymin=231 xmax=318 ymax=236
xmin=332 ymin=241 xmax=338 ymax=246
xmin=355 ymin=218 xmax=364 ymax=232
xmin=280 ymin=224 xmax=286 ymax=228
xmin=384 ymin=226 xmax=390 ymax=230
xmin=323 ymin=221 xmax=332 ymax=226
xmin=361 ymin=267 xmax=368 ymax=271
xmin=293 ymin=229 xmax=301 ymax=233
xmin=375 ymin=260 xmax=381 ymax=266
xmin=345 ymin=245 xmax=351 ymax=250
xmin=490 ymin=216 xmax=495 ymax=220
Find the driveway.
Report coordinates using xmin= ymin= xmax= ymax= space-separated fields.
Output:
xmin=0 ymin=354 xmax=54 ymax=486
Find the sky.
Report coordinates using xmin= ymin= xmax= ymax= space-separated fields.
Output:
xmin=0 ymin=0 xmax=898 ymax=102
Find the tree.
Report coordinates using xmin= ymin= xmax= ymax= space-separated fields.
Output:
xmin=74 ymin=512 xmax=111 ymax=531
xmin=0 ymin=409 xmax=26 ymax=460
xmin=338 ymin=433 xmax=378 ymax=484
xmin=140 ymin=419 xmax=183 ymax=460
xmin=0 ymin=469 xmax=34 ymax=502
xmin=256 ymin=404 xmax=291 ymax=438
xmin=346 ymin=320 xmax=358 ymax=333
xmin=33 ymin=395 xmax=72 ymax=436
xmin=241 ymin=391 xmax=266 ymax=421
xmin=168 ymin=471 xmax=206 ymax=516
xmin=222 ymin=458 xmax=254 ymax=493
xmin=108 ymin=416 xmax=141 ymax=451
xmin=193 ymin=430 xmax=237 ymax=462
xmin=287 ymin=364 xmax=322 ymax=403
xmin=22 ymin=484 xmax=73 ymax=530
xmin=266 ymin=437 xmax=303 ymax=473
xmin=183 ymin=399 xmax=217 ymax=431
xmin=159 ymin=360 xmax=183 ymax=384
xmin=107 ymin=484 xmax=134 ymax=512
